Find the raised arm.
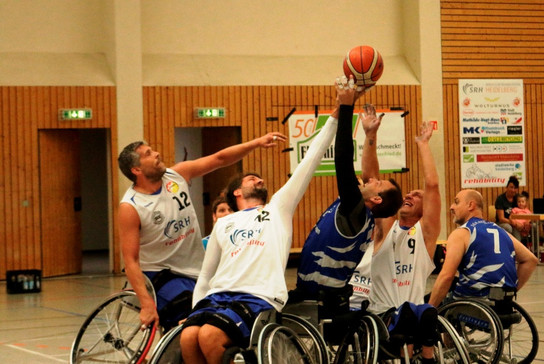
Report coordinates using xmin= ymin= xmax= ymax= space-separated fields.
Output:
xmin=272 ymin=79 xmax=344 ymax=215
xmin=416 ymin=121 xmax=441 ymax=259
xmin=171 ymin=132 xmax=286 ymax=182
xmin=335 ymin=77 xmax=364 ymax=215
xmin=360 ymin=104 xmax=382 ymax=182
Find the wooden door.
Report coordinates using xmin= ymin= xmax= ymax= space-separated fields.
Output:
xmin=202 ymin=127 xmax=241 ymax=235
xmin=39 ymin=130 xmax=82 ymax=277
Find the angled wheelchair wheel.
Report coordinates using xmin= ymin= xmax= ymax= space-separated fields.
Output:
xmin=258 ymin=323 xmax=315 ymax=364
xmin=282 ymin=313 xmax=329 ymax=364
xmin=332 ymin=314 xmax=378 ymax=364
xmin=433 ymin=315 xmax=470 ymax=364
xmin=499 ymin=301 xmax=538 ymax=364
xmin=71 ymin=291 xmax=156 ymax=364
xmin=147 ymin=324 xmax=184 ymax=364
xmin=438 ymin=300 xmax=503 ymax=364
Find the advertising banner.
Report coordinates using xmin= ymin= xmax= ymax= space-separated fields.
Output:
xmin=459 ymin=79 xmax=525 ymax=187
xmin=288 ymin=110 xmax=406 ymax=176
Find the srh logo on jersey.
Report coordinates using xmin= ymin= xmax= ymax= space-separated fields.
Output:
xmin=164 ymin=217 xmax=192 ymax=238
xmin=229 ymin=228 xmax=261 ymax=246
xmin=165 ymin=181 xmax=179 ymax=193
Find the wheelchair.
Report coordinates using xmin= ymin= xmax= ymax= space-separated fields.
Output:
xmin=438 ymin=287 xmax=539 ymax=364
xmin=283 ymin=299 xmax=470 ymax=364
xmin=376 ymin=314 xmax=469 ymax=364
xmin=146 ymin=309 xmax=322 ymax=364
xmin=70 ymin=276 xmax=159 ymax=364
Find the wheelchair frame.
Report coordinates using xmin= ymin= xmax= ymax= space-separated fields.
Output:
xmin=438 ymin=297 xmax=539 ymax=364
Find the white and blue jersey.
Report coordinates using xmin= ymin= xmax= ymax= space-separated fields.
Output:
xmin=120 ymin=168 xmax=204 ymax=279
xmin=453 ymin=217 xmax=518 ymax=299
xmin=296 ymin=198 xmax=374 ymax=295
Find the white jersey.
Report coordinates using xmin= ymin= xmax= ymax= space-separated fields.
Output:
xmin=368 ymin=221 xmax=434 ymax=314
xmin=349 ymin=242 xmax=373 ymax=310
xmin=120 ymin=168 xmax=204 ymax=279
xmin=193 ymin=116 xmax=338 ymax=311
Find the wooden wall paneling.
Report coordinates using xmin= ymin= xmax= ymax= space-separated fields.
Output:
xmin=29 ymin=88 xmax=40 ymax=268
xmin=7 ymin=87 xmax=18 ymax=270
xmin=0 ymin=86 xmax=117 ymax=278
xmin=0 ymin=89 xmax=6 ymax=275
xmin=21 ymin=87 xmax=31 ymax=267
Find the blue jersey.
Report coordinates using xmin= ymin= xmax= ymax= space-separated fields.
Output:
xmin=296 ymin=198 xmax=374 ymax=295
xmin=453 ymin=217 xmax=518 ymax=299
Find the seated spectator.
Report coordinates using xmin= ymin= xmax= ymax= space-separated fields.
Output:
xmin=202 ymin=194 xmax=233 ymax=250
xmin=495 ymin=175 xmax=520 ymax=240
xmin=511 ymin=191 xmax=532 ymax=244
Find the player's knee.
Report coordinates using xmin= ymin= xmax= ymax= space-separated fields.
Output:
xmin=180 ymin=325 xmax=200 ymax=351
xmin=198 ymin=324 xmax=232 ymax=354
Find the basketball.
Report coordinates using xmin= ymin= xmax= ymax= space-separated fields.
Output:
xmin=343 ymin=45 xmax=384 ymax=90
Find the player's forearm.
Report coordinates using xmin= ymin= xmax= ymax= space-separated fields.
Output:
xmin=517 ymin=261 xmax=537 ymax=290
xmin=277 ymin=116 xmax=338 ymax=213
xmin=429 ymin=273 xmax=454 ymax=307
xmin=335 ymin=105 xmax=362 ymax=212
xmin=212 ymin=138 xmax=262 ymax=166
xmin=361 ymin=131 xmax=379 ymax=182
xmin=417 ymin=141 xmax=439 ymax=190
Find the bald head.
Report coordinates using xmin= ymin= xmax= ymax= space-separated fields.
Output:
xmin=451 ymin=189 xmax=484 ymax=225
xmin=462 ymin=189 xmax=484 ymax=211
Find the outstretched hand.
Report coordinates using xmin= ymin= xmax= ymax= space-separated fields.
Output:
xmin=257 ymin=132 xmax=287 ymax=148
xmin=361 ymin=103 xmax=383 ymax=136
xmin=335 ymin=75 xmax=365 ymax=106
xmin=415 ymin=121 xmax=433 ymax=144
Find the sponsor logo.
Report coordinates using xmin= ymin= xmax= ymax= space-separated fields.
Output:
xmin=463 ymin=177 xmax=506 ymax=185
xmin=164 ymin=228 xmax=195 ymax=246
xmin=462 ymin=83 xmax=483 ymax=95
xmin=164 ymin=217 xmax=192 ymax=239
xmin=507 ymin=126 xmax=522 ymax=135
xmin=165 ymin=181 xmax=179 ymax=193
xmin=462 ymin=137 xmax=480 ymax=145
xmin=463 ymin=126 xmax=504 ymax=135
xmin=229 ymin=228 xmax=261 ymax=246
xmin=463 ymin=154 xmax=475 ymax=163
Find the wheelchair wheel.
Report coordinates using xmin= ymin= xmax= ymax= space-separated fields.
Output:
xmin=438 ymin=300 xmax=503 ymax=364
xmin=71 ymin=291 xmax=156 ymax=364
xmin=332 ymin=315 xmax=378 ymax=364
xmin=499 ymin=301 xmax=539 ymax=364
xmin=147 ymin=324 xmax=184 ymax=364
xmin=258 ymin=323 xmax=315 ymax=364
xmin=434 ymin=316 xmax=470 ymax=364
xmin=282 ymin=313 xmax=330 ymax=364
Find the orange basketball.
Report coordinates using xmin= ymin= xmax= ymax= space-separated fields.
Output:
xmin=343 ymin=45 xmax=384 ymax=90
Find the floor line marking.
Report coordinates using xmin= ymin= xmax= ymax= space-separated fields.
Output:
xmin=5 ymin=344 xmax=65 ymax=363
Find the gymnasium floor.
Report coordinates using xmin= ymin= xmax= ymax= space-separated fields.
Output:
xmin=1 ymin=261 xmax=543 ymax=363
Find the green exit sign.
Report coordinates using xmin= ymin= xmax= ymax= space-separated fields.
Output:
xmin=194 ymin=107 xmax=226 ymax=119
xmin=59 ymin=108 xmax=92 ymax=120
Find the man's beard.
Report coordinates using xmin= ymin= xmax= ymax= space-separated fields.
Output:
xmin=243 ymin=186 xmax=268 ymax=204
xmin=145 ymin=166 xmax=166 ymax=183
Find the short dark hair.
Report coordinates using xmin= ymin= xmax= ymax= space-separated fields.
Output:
xmin=371 ymin=178 xmax=403 ymax=218
xmin=225 ymin=172 xmax=262 ymax=212
xmin=507 ymin=175 xmax=519 ymax=188
xmin=212 ymin=195 xmax=228 ymax=214
xmin=118 ymin=141 xmax=146 ymax=183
